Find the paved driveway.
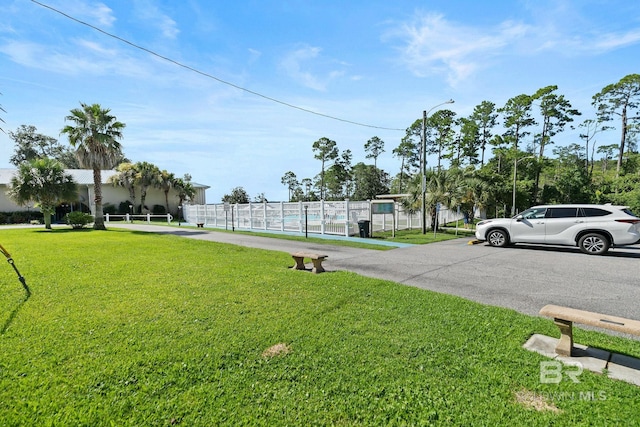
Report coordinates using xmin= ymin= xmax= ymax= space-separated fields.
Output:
xmin=111 ymin=224 xmax=640 ymax=321
xmin=330 ymin=239 xmax=640 ymax=319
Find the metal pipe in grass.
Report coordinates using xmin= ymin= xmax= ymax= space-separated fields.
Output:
xmin=0 ymin=243 xmax=30 ymax=334
xmin=0 ymin=243 xmax=30 ymax=298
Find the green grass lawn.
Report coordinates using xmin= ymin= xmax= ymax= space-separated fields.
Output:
xmin=373 ymin=227 xmax=476 ymax=244
xmin=1 ymin=228 xmax=639 ymax=426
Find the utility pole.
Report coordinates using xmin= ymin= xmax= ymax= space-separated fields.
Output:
xmin=421 ymin=99 xmax=454 ymax=234
xmin=421 ymin=110 xmax=427 ymax=234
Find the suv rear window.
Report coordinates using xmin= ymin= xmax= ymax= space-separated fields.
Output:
xmin=621 ymin=208 xmax=639 ymax=218
xmin=546 ymin=207 xmax=578 ymax=218
xmin=580 ymin=208 xmax=612 ymax=217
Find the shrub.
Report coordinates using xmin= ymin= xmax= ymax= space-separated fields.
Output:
xmin=66 ymin=211 xmax=94 ymax=229
xmin=0 ymin=211 xmax=43 ymax=224
xmin=118 ymin=201 xmax=134 ymax=214
xmin=103 ymin=203 xmax=117 ymax=215
xmin=152 ymin=204 xmax=166 ymax=215
xmin=10 ymin=211 xmax=28 ymax=224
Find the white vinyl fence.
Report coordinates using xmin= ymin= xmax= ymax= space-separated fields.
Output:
xmin=182 ymin=200 xmax=462 ymax=237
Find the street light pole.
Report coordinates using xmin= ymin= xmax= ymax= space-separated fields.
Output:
xmin=511 ymin=155 xmax=536 ymax=216
xmin=421 ymin=99 xmax=455 ymax=234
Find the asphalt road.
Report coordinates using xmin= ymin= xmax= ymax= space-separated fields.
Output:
xmin=112 ymin=223 xmax=640 ymax=323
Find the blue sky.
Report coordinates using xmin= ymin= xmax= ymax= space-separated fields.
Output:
xmin=1 ymin=0 xmax=640 ymax=202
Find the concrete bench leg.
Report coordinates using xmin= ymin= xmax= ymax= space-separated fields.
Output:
xmin=291 ymin=256 xmax=306 ymax=271
xmin=311 ymin=258 xmax=325 ymax=274
xmin=554 ymin=318 xmax=573 ymax=356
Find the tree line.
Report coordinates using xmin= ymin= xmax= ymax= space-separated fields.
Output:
xmin=279 ymin=74 xmax=640 ymax=221
xmin=281 ymin=135 xmax=390 ymax=203
xmin=6 ymin=103 xmax=195 ymax=229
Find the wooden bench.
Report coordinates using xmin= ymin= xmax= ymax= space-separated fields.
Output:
xmin=540 ymin=304 xmax=640 ymax=356
xmin=290 ymin=252 xmax=328 ymax=274
xmin=196 ymin=223 xmax=204 ymax=228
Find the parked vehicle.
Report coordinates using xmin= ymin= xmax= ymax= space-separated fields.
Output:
xmin=475 ymin=204 xmax=640 ymax=255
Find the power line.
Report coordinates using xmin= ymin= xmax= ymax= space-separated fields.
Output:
xmin=31 ymin=0 xmax=404 ymax=132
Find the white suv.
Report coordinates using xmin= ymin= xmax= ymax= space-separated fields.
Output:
xmin=475 ymin=204 xmax=640 ymax=255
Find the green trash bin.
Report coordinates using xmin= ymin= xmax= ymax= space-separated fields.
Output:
xmin=357 ymin=220 xmax=370 ymax=238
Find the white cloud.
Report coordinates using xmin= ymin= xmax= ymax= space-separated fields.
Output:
xmin=0 ymin=41 xmax=43 ymax=68
xmin=60 ymin=1 xmax=116 ymax=27
xmin=279 ymin=44 xmax=353 ymax=91
xmin=157 ymin=15 xmax=180 ymax=39
xmin=0 ymin=22 xmax=16 ymax=34
xmin=133 ymin=0 xmax=180 ymax=39
xmin=385 ymin=8 xmax=640 ymax=88
xmin=91 ymin=3 xmax=116 ymax=27
xmin=75 ymin=39 xmax=118 ymax=56
xmin=385 ymin=13 xmax=532 ymax=86
xmin=280 ymin=45 xmax=327 ymax=91
xmin=593 ymin=28 xmax=640 ymax=52
xmin=248 ymin=48 xmax=262 ymax=63
xmin=0 ymin=39 xmax=153 ymax=79
xmin=0 ymin=41 xmax=105 ymax=76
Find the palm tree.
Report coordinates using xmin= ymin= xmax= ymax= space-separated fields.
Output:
xmin=173 ymin=176 xmax=196 ymax=213
xmin=109 ymin=162 xmax=138 ymax=212
xmin=459 ymin=175 xmax=493 ymax=225
xmin=400 ymin=169 xmax=463 ymax=230
xmin=61 ymin=103 xmax=125 ymax=230
xmin=423 ymin=169 xmax=463 ymax=230
xmin=158 ymin=169 xmax=175 ymax=214
xmin=134 ymin=161 xmax=161 ymax=213
xmin=7 ymin=158 xmax=78 ymax=229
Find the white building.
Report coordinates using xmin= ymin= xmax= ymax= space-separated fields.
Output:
xmin=0 ymin=168 xmax=209 ymax=219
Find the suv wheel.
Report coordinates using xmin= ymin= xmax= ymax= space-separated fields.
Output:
xmin=578 ymin=233 xmax=610 ymax=255
xmin=487 ymin=229 xmax=509 ymax=247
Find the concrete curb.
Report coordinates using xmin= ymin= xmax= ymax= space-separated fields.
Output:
xmin=523 ymin=334 xmax=640 ymax=387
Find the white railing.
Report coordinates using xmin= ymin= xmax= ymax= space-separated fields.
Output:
xmin=181 ymin=200 xmax=461 ymax=237
xmin=105 ymin=213 xmax=174 ymax=224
